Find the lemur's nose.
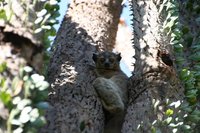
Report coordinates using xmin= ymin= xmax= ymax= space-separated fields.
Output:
xmin=104 ymin=62 xmax=110 ymax=68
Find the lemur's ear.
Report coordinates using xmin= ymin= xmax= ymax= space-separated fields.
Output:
xmin=117 ymin=53 xmax=122 ymax=61
xmin=92 ymin=53 xmax=98 ymax=62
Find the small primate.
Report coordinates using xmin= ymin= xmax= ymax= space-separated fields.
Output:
xmin=92 ymin=51 xmax=128 ymax=133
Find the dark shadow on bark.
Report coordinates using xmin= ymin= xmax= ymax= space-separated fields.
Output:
xmin=44 ymin=16 xmax=104 ymax=133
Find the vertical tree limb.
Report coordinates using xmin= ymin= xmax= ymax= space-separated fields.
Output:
xmin=45 ymin=0 xmax=123 ymax=132
xmin=123 ymin=1 xmax=184 ymax=132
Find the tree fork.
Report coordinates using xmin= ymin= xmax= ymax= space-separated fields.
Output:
xmin=45 ymin=0 xmax=123 ymax=133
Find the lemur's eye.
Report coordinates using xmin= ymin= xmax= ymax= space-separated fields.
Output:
xmin=100 ymin=58 xmax=105 ymax=63
xmin=109 ymin=58 xmax=114 ymax=63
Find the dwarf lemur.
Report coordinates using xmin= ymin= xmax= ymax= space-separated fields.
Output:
xmin=92 ymin=51 xmax=128 ymax=133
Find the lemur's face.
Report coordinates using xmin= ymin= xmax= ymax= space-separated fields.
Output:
xmin=93 ymin=51 xmax=121 ymax=70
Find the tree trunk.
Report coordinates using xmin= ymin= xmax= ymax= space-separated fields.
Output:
xmin=46 ymin=0 xmax=122 ymax=132
xmin=122 ymin=1 xmax=184 ymax=132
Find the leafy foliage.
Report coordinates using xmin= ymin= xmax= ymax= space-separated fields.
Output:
xmin=0 ymin=0 xmax=61 ymax=132
xmin=34 ymin=0 xmax=60 ymax=47
xmin=0 ymin=65 xmax=49 ymax=133
xmin=161 ymin=0 xmax=200 ymax=132
xmin=150 ymin=99 xmax=188 ymax=133
xmin=0 ymin=0 xmax=60 ymax=73
xmin=130 ymin=0 xmax=200 ymax=132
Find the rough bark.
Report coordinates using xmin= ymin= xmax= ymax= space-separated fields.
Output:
xmin=122 ymin=1 xmax=184 ymax=132
xmin=0 ymin=0 xmax=44 ymax=72
xmin=45 ymin=0 xmax=122 ymax=132
xmin=0 ymin=0 xmax=44 ymax=45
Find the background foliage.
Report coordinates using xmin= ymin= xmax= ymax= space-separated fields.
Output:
xmin=0 ymin=0 xmax=60 ymax=132
xmin=151 ymin=0 xmax=200 ymax=132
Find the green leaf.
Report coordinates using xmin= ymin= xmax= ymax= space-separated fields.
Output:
xmin=189 ymin=53 xmax=200 ymax=61
xmin=182 ymin=26 xmax=189 ymax=34
xmin=36 ymin=102 xmax=49 ymax=109
xmin=184 ymin=35 xmax=193 ymax=47
xmin=31 ymin=74 xmax=45 ymax=83
xmin=173 ymin=44 xmax=183 ymax=52
xmin=31 ymin=116 xmax=46 ymax=127
xmin=41 ymin=25 xmax=51 ymax=30
xmin=34 ymin=90 xmax=48 ymax=101
xmin=0 ymin=77 xmax=5 ymax=88
xmin=13 ymin=127 xmax=23 ymax=133
xmin=19 ymin=67 xmax=24 ymax=78
xmin=34 ymin=28 xmax=42 ymax=33
xmin=37 ymin=9 xmax=47 ymax=17
xmin=0 ymin=62 xmax=7 ymax=73
xmin=169 ymin=100 xmax=181 ymax=108
xmin=175 ymin=57 xmax=184 ymax=65
xmin=0 ymin=9 xmax=7 ymax=20
xmin=164 ymin=117 xmax=173 ymax=124
xmin=11 ymin=119 xmax=22 ymax=126
xmin=169 ymin=122 xmax=183 ymax=128
xmin=181 ymin=105 xmax=192 ymax=112
xmin=151 ymin=126 xmax=156 ymax=133
xmin=191 ymin=44 xmax=200 ymax=51
xmin=23 ymin=66 xmax=33 ymax=73
xmin=166 ymin=2 xmax=176 ymax=11
xmin=49 ymin=0 xmax=58 ymax=5
xmin=179 ymin=69 xmax=190 ymax=81
xmin=191 ymin=109 xmax=200 ymax=116
xmin=193 ymin=64 xmax=200 ymax=71
xmin=19 ymin=106 xmax=32 ymax=123
xmin=183 ymin=125 xmax=191 ymax=130
xmin=7 ymin=108 xmax=21 ymax=132
xmin=187 ymin=114 xmax=200 ymax=122
xmin=186 ymin=96 xmax=197 ymax=104
xmin=166 ymin=109 xmax=174 ymax=116
xmin=46 ymin=19 xmax=57 ymax=25
xmin=186 ymin=89 xmax=198 ymax=96
xmin=164 ymin=20 xmax=174 ymax=29
xmin=38 ymin=81 xmax=49 ymax=91
xmin=0 ymin=91 xmax=11 ymax=105
xmin=34 ymin=17 xmax=43 ymax=24
xmin=41 ymin=13 xmax=51 ymax=25
xmin=48 ymin=27 xmax=56 ymax=36
xmin=44 ymin=3 xmax=51 ymax=10
xmin=25 ymin=128 xmax=37 ymax=133
xmin=80 ymin=121 xmax=85 ymax=131
xmin=11 ymin=77 xmax=22 ymax=91
xmin=50 ymin=4 xmax=60 ymax=11
xmin=52 ymin=12 xmax=60 ymax=18
xmin=12 ymin=96 xmax=21 ymax=105
xmin=17 ymin=99 xmax=31 ymax=110
xmin=30 ymin=108 xmax=39 ymax=120
xmin=24 ymin=79 xmax=32 ymax=97
xmin=185 ymin=81 xmax=195 ymax=89
xmin=194 ymin=72 xmax=200 ymax=78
